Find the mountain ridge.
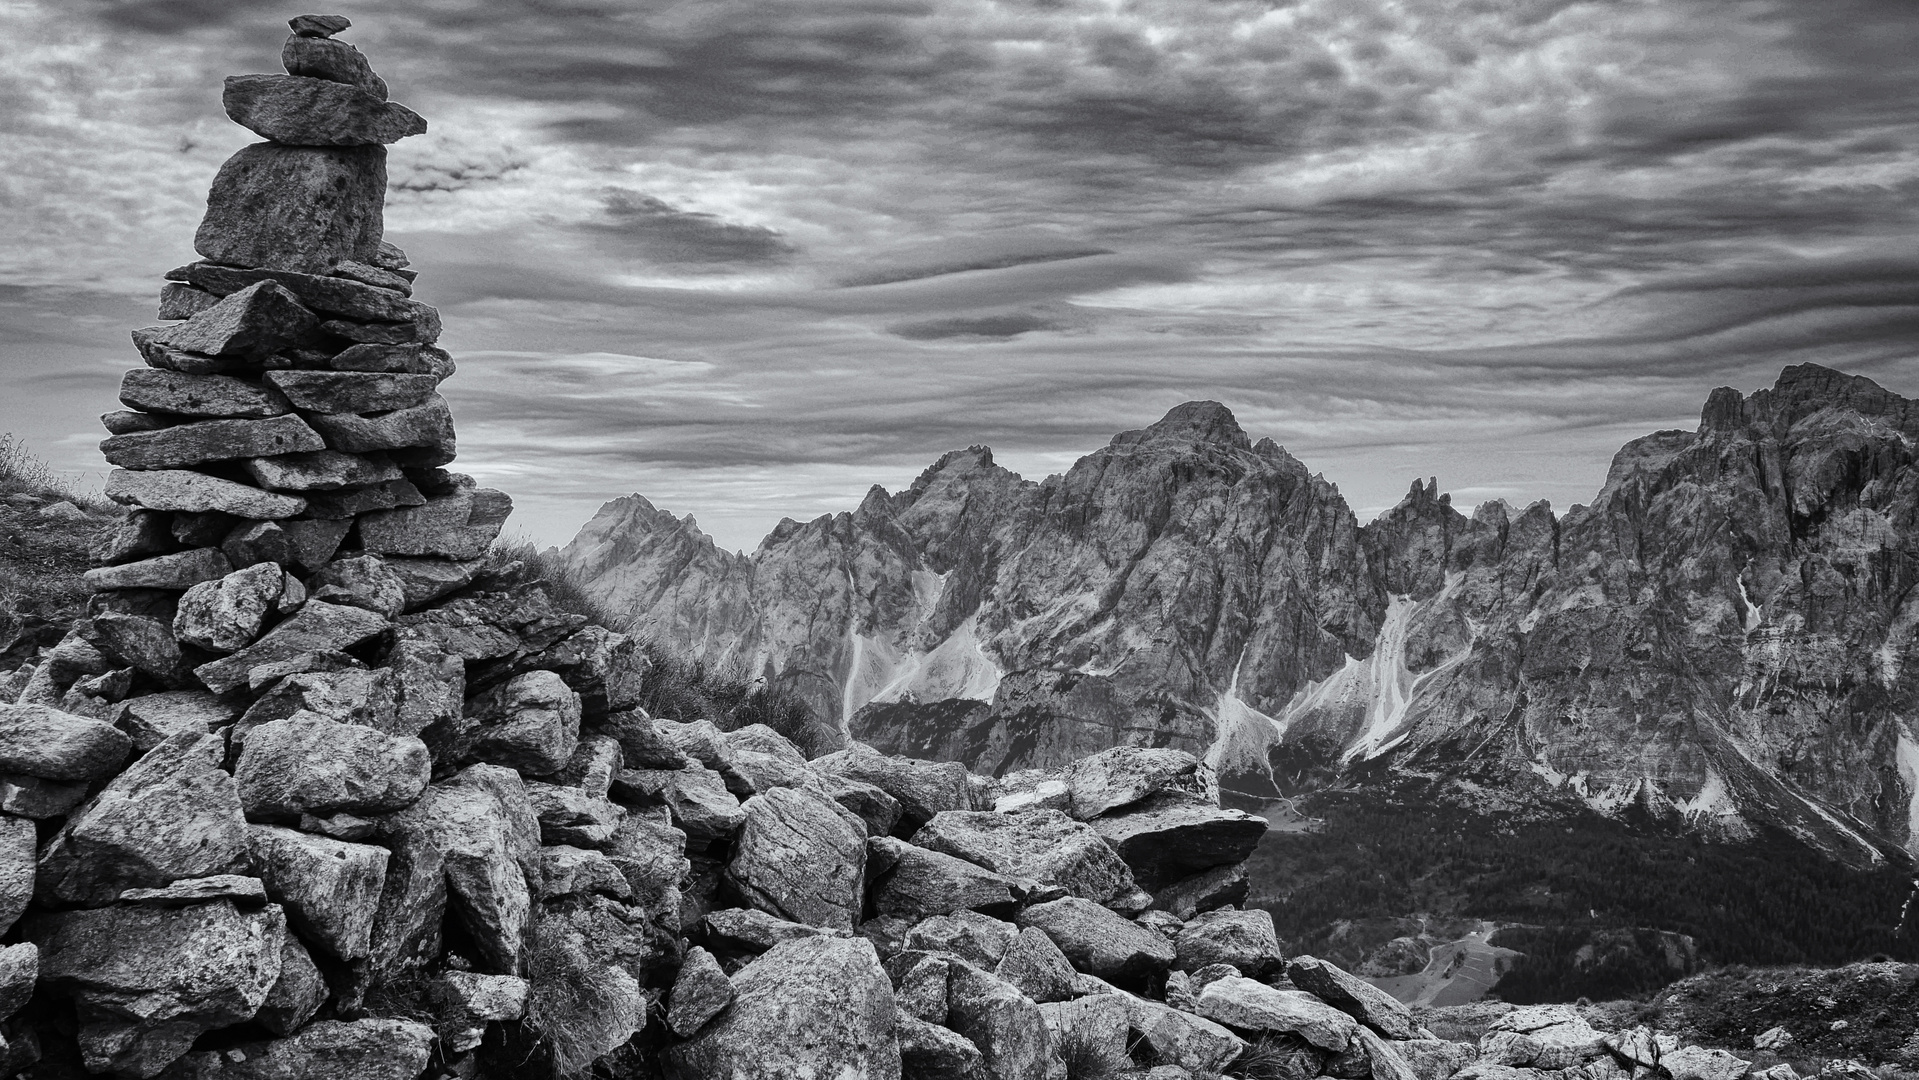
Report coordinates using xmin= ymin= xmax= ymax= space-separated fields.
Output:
xmin=557 ymin=363 xmax=1919 ymax=866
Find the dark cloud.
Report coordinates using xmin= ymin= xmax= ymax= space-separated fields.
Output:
xmin=888 ymin=310 xmax=1067 ymax=339
xmin=588 ymin=190 xmax=795 ymax=265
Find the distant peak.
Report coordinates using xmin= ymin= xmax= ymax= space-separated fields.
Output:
xmin=1141 ymin=401 xmax=1249 ymax=448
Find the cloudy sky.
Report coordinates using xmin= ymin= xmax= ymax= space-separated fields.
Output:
xmin=3 ymin=0 xmax=1917 ymax=550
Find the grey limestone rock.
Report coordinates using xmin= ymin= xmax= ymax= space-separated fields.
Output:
xmin=173 ymin=562 xmax=285 ymax=652
xmin=667 ymin=945 xmax=733 ymax=1037
xmin=37 ymin=733 xmax=249 ymax=907
xmin=264 ymin=370 xmax=438 ymax=413
xmin=30 ymin=899 xmax=286 ymax=1078
xmin=1196 ymin=975 xmax=1357 ymax=1051
xmin=466 ymin=669 xmax=581 ymax=776
xmin=382 ymin=765 xmax=537 ymax=974
xmin=309 ymin=553 xmax=408 ymax=617
xmin=299 ymin=478 xmax=428 ymax=518
xmin=106 ymin=469 xmax=307 ymax=520
xmin=812 ymin=745 xmax=974 ymax=833
xmin=223 ymin=517 xmax=349 ymax=571
xmin=664 ymin=935 xmax=900 ymax=1080
xmin=255 ymin=933 xmax=326 ymax=1036
xmin=158 ymin=282 xmax=221 ymax=320
xmin=725 ymin=785 xmax=867 ymax=932
xmin=234 ymin=712 xmax=430 ymax=819
xmin=1063 ymin=746 xmax=1218 ymax=820
xmin=113 ymin=693 xmax=241 ymax=758
xmin=703 ymin=906 xmax=847 ymax=956
xmin=120 ymin=370 xmax=291 ymax=419
xmin=119 ymin=874 xmax=266 ymax=907
xmin=1361 ymin=1028 xmax=1424 ymax=1080
xmin=161 ymin=1018 xmax=435 ymax=1080
xmin=247 ymin=823 xmax=388 ymax=960
xmin=897 ymin=1010 xmax=983 ymax=1080
xmin=93 ymin=509 xmax=175 ymax=565
xmin=868 ymin=835 xmax=1023 ymax=922
xmin=540 ymin=844 xmax=631 ymax=900
xmin=1153 ymin=862 xmax=1249 ymax=919
xmin=195 ymin=142 xmax=386 ymax=274
xmin=525 ymin=781 xmax=623 ymax=848
xmin=282 ymin=33 xmax=387 ymax=98
xmin=1398 ymin=1039 xmax=1482 ymax=1080
xmin=1176 ymin=908 xmax=1283 ymax=978
xmin=994 ymin=925 xmax=1077 ymax=1005
xmin=0 ymin=816 xmax=31 ymax=935
xmin=86 ymin=546 xmax=233 ymax=591
xmin=1126 ymin=996 xmax=1248 ymax=1073
xmin=945 ymin=960 xmax=1051 ymax=1080
xmin=1287 ymin=954 xmax=1417 ymax=1039
xmin=382 ymin=554 xmax=485 ymax=610
xmin=223 ymin=73 xmax=425 ymax=146
xmin=1089 ymin=795 xmax=1267 ymax=892
xmin=194 ymin=599 xmax=388 ymax=694
xmin=0 ymin=773 xmax=88 ymax=819
xmin=1659 ymin=1046 xmax=1753 ymax=1080
xmin=1014 ymin=896 xmax=1175 ymax=990
xmin=0 ymin=943 xmax=36 ymax=1023
xmin=432 ymin=970 xmax=527 ymax=1053
xmin=243 ymin=449 xmax=404 ymax=491
xmin=289 ymin=13 xmax=351 ymax=36
xmin=359 ymin=485 xmax=513 ymax=560
xmin=913 ymin=808 xmax=1137 ymax=906
xmin=0 ymin=701 xmax=132 ymax=782
xmin=139 ymin=281 xmax=319 ymax=364
xmin=1038 ymin=994 xmax=1131 ymax=1072
xmin=901 ymin=910 xmax=1018 ymax=969
xmin=103 ymin=408 xmax=173 ymax=434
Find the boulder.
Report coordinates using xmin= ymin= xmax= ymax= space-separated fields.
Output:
xmin=247 ymin=824 xmax=387 ymax=960
xmin=889 ymin=950 xmax=953 ymax=1024
xmin=913 ymin=808 xmax=1138 ymax=906
xmin=1362 ymin=1028 xmax=1423 ymax=1080
xmin=161 ymin=1018 xmax=435 ymax=1080
xmin=1397 ymin=1039 xmax=1481 ymax=1080
xmin=138 ymin=281 xmax=318 ymax=364
xmin=1153 ymin=862 xmax=1250 ymax=919
xmin=667 ymin=945 xmax=734 ymax=1037
xmin=223 ymin=74 xmax=426 ymax=145
xmin=946 ymin=960 xmax=1051 ymax=1080
xmin=1176 ymin=908 xmax=1282 ymax=978
xmin=540 ymin=844 xmax=632 ymax=900
xmin=117 ymin=874 xmax=264 ymax=907
xmin=902 ymin=910 xmax=1018 ymax=969
xmin=823 ymin=774 xmax=904 ymax=838
xmin=1089 ymin=796 xmax=1267 ymax=891
xmin=106 ymin=469 xmax=306 ymax=519
xmin=382 ymin=637 xmax=465 ymax=744
xmin=1014 ymin=897 xmax=1175 ymax=990
xmin=432 ymin=971 xmax=527 ymax=1053
xmin=1661 ymin=1047 xmax=1753 ymax=1080
xmin=0 ymin=701 xmax=133 ymax=781
xmin=869 ymin=835 xmax=1023 ymax=921
xmin=725 ymin=785 xmax=867 ymax=932
xmin=358 ymin=485 xmax=513 ymax=560
xmin=1484 ymin=1004 xmax=1606 ymax=1066
xmin=255 ymin=934 xmax=326 ymax=1036
xmin=282 ymin=34 xmax=387 ymax=97
xmin=37 ymin=733 xmax=250 ymax=907
xmin=1063 ymin=746 xmax=1218 ymax=820
xmin=86 ymin=546 xmax=234 ymax=592
xmin=615 ymin=764 xmax=746 ymax=844
xmin=665 ymin=936 xmax=900 ymax=1080
xmin=363 ymin=806 xmax=448 ymax=982
xmin=525 ymin=782 xmax=623 ymax=848
xmin=0 ymin=816 xmax=31 ymax=935
xmin=93 ymin=509 xmax=176 ymax=565
xmin=0 ymin=773 xmax=88 ymax=819
xmin=897 ymin=1010 xmax=984 ymax=1080
xmin=0 ymin=942 xmax=36 ymax=1023
xmin=194 ymin=600 xmax=388 ymax=694
xmin=173 ymin=562 xmax=285 ymax=652
xmin=994 ymin=925 xmax=1077 ymax=1005
xmin=813 ymin=746 xmax=973 ymax=833
xmin=380 ymin=766 xmax=535 ymax=974
xmin=30 ymin=899 xmax=286 ymax=1078
xmin=1125 ymin=996 xmax=1247 ymax=1075
xmin=309 ymin=554 xmax=408 ymax=617
xmin=466 ymin=669 xmax=581 ymax=776
xmin=223 ymin=517 xmax=350 ymax=571
xmin=119 ymin=370 xmax=292 ymax=419
xmin=600 ymin=708 xmax=688 ymax=769
xmin=554 ymin=734 xmax=622 ymax=798
xmin=704 ymin=907 xmax=849 ymax=957
xmin=115 ymin=691 xmax=242 ymax=753
xmin=234 ymin=712 xmax=431 ymax=819
xmin=195 ymin=142 xmax=386 ymax=274
xmin=1195 ymin=975 xmax=1357 ymax=1051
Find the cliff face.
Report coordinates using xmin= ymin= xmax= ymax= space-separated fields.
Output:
xmin=557 ymin=365 xmax=1919 ymax=861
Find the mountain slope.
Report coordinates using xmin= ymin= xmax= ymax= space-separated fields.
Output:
xmin=556 ymin=365 xmax=1919 ymax=862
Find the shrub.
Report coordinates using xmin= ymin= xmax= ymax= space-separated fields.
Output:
xmin=1055 ymin=1023 xmax=1129 ymax=1080
xmin=522 ymin=928 xmax=645 ymax=1078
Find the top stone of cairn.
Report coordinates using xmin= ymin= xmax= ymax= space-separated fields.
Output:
xmin=288 ymin=14 xmax=351 ymax=37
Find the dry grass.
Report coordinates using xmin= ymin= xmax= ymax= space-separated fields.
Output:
xmin=522 ymin=929 xmax=646 ymax=1078
xmin=1055 ymin=1023 xmax=1131 ymax=1080
xmin=0 ymin=432 xmax=118 ymax=670
xmin=1226 ymin=1034 xmax=1325 ymax=1080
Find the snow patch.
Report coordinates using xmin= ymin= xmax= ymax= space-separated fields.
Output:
xmin=1896 ymin=727 xmax=1919 ymax=853
xmin=866 ymin=615 xmax=1004 ymax=707
xmin=1343 ymin=595 xmax=1473 ymax=763
xmin=1206 ymin=650 xmax=1288 ymax=785
xmin=1737 ymin=576 xmax=1762 ymax=632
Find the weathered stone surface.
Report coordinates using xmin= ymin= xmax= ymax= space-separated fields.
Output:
xmin=235 ymin=668 xmax=393 ymax=739
xmin=726 ymin=785 xmax=867 ymax=932
xmin=255 ymin=933 xmax=325 ymax=1036
xmin=359 ymin=485 xmax=514 ymax=560
xmin=158 ymin=282 xmax=221 ymax=320
xmin=93 ymin=509 xmax=175 ymax=565
xmin=945 ymin=960 xmax=1050 ymax=1080
xmin=0 ymin=773 xmax=88 ymax=819
xmin=119 ymin=874 xmax=266 ymax=907
xmin=196 ymin=143 xmax=386 ymax=274
xmin=0 ymin=701 xmax=132 ymax=782
xmin=194 ymin=599 xmax=388 ymax=694
xmin=121 ymin=370 xmax=291 ymax=419
xmin=1014 ymin=897 xmax=1175 ymax=989
xmin=1660 ymin=1046 xmax=1752 ymax=1080
xmin=704 ymin=906 xmax=846 ymax=955
xmin=889 ymin=950 xmax=953 ymax=1024
xmin=913 ymin=809 xmax=1137 ymax=906
xmin=1089 ymin=797 xmax=1267 ymax=891
xmin=244 ymin=449 xmax=403 ymax=492
xmin=304 ymin=395 xmax=454 ymax=459
xmin=142 ymin=281 xmax=320 ymax=366
xmin=1038 ymin=994 xmax=1130 ymax=1074
xmin=107 ymin=469 xmax=307 ymax=520
xmin=426 ymin=970 xmax=524 ymax=1053
xmin=224 ymin=74 xmax=426 ymax=145
xmin=38 ymin=733 xmax=249 ymax=906
xmin=994 ymin=925 xmax=1077 ymax=1005
xmin=247 ymin=823 xmax=387 ymax=960
xmin=869 ymin=835 xmax=1022 ymax=922
xmin=31 ymin=899 xmax=285 ymax=1078
xmin=383 ymin=554 xmax=485 ymax=610
xmin=162 ymin=1018 xmax=435 ymax=1080
xmin=0 ymin=942 xmax=36 ymax=1023
xmin=1398 ymin=1039 xmax=1481 ymax=1080
xmin=223 ymin=517 xmax=349 ymax=571
xmin=466 ymin=669 xmax=580 ymax=776
xmin=1126 ymin=996 xmax=1248 ymax=1073
xmin=0 ymin=816 xmax=31 ymax=935
xmin=289 ymin=13 xmax=350 ymax=36
xmin=1153 ymin=862 xmax=1249 ymax=919
xmin=540 ymin=844 xmax=630 ymax=900
xmin=86 ymin=546 xmax=233 ymax=591
xmin=318 ymin=314 xmax=436 ymax=345
xmin=1606 ymin=1027 xmax=1677 ymax=1068
xmin=1288 ymin=954 xmax=1416 ymax=1039
xmin=664 ymin=935 xmax=901 ymax=1080
xmin=1196 ymin=975 xmax=1357 ymax=1051
xmin=235 ymin=712 xmax=430 ymax=819
xmin=898 ymin=1010 xmax=983 ymax=1080
xmin=902 ymin=910 xmax=1018 ymax=969
xmin=813 ymin=746 xmax=974 ymax=833
xmin=190 ymin=263 xmax=425 ymax=325
xmin=1176 ymin=908 xmax=1282 ymax=979
xmin=104 ymin=408 xmax=173 ymax=434
xmin=174 ymin=562 xmax=284 ymax=653
xmin=1360 ymin=1027 xmax=1422 ymax=1080
xmin=309 ymin=554 xmax=408 ymax=617
xmin=282 ymin=33 xmax=387 ymax=97
xmin=666 ymin=945 xmax=734 ymax=1038
xmin=265 ymin=370 xmax=438 ymax=414
xmin=526 ymin=781 xmax=623 ymax=847
xmin=822 ymin=774 xmax=904 ymax=837
xmin=330 ymin=342 xmax=431 ymax=372
xmin=383 ymin=766 xmax=536 ymax=974
xmin=115 ymin=692 xmax=241 ymax=753
xmin=1064 ymin=747 xmax=1218 ymax=820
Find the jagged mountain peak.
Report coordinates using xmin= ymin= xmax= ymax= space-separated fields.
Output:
xmin=1114 ymin=399 xmax=1250 ymax=451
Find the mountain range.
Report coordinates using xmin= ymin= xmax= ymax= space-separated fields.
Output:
xmin=556 ymin=363 xmax=1919 ymax=868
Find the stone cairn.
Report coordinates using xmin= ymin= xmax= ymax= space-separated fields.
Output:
xmin=0 ymin=12 xmax=1791 ymax=1080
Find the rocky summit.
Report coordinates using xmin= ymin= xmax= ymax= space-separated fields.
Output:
xmin=560 ymin=367 xmax=1919 ymax=865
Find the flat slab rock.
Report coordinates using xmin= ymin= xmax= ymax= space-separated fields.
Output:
xmin=163 ymin=1017 xmax=436 ymax=1080
xmin=107 ymin=469 xmax=307 ymax=520
xmin=913 ymin=807 xmax=1138 ymax=906
xmin=223 ymin=74 xmax=426 ymax=146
